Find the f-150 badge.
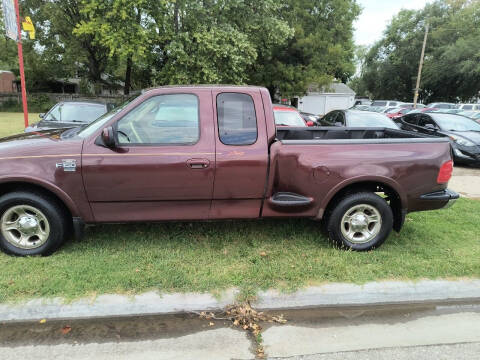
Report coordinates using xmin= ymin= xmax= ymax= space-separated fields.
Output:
xmin=56 ymin=159 xmax=77 ymax=172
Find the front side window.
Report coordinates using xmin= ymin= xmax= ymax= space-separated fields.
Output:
xmin=116 ymin=94 xmax=199 ymax=145
xmin=217 ymin=93 xmax=257 ymax=145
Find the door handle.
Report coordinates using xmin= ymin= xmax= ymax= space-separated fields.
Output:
xmin=187 ymin=159 xmax=210 ymax=169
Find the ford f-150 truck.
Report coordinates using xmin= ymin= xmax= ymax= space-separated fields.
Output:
xmin=0 ymin=86 xmax=458 ymax=256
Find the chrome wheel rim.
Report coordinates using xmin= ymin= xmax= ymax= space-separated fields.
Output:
xmin=340 ymin=204 xmax=382 ymax=244
xmin=1 ymin=205 xmax=50 ymax=249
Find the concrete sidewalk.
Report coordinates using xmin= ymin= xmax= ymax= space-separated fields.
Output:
xmin=1 ymin=279 xmax=479 ymax=323
xmin=450 ymin=166 xmax=480 ymax=199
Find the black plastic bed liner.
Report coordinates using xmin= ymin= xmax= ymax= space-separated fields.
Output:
xmin=276 ymin=127 xmax=448 ymax=144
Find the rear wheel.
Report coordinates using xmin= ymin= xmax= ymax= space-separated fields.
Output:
xmin=326 ymin=192 xmax=393 ymax=251
xmin=0 ymin=192 xmax=68 ymax=256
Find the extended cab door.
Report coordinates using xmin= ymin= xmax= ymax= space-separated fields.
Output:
xmin=209 ymin=89 xmax=270 ymax=219
xmin=81 ymin=89 xmax=216 ymax=222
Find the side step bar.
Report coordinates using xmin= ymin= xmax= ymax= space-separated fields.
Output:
xmin=269 ymin=192 xmax=313 ymax=207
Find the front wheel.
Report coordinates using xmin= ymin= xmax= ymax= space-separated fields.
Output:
xmin=0 ymin=191 xmax=68 ymax=256
xmin=326 ymin=192 xmax=393 ymax=251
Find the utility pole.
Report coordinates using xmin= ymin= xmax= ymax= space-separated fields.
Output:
xmin=413 ymin=22 xmax=429 ymax=109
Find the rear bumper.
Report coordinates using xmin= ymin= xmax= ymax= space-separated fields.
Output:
xmin=419 ymin=189 xmax=460 ymax=209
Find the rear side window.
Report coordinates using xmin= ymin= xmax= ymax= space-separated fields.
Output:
xmin=217 ymin=93 xmax=257 ymax=145
xmin=372 ymin=101 xmax=387 ymax=106
xmin=463 ymin=105 xmax=472 ymax=110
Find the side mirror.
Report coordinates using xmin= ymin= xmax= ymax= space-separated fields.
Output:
xmin=334 ymin=122 xmax=343 ymax=127
xmin=424 ymin=124 xmax=437 ymax=131
xmin=306 ymin=121 xmax=315 ymax=127
xmin=39 ymin=113 xmax=45 ymax=119
xmin=101 ymin=126 xmax=116 ymax=148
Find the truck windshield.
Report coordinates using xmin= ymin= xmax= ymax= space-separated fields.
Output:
xmin=431 ymin=114 xmax=480 ymax=131
xmin=274 ymin=110 xmax=306 ymax=127
xmin=77 ymin=95 xmax=138 ymax=138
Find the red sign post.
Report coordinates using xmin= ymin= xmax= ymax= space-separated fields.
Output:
xmin=13 ymin=0 xmax=29 ymax=127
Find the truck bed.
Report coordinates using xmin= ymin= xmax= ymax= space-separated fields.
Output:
xmin=276 ymin=127 xmax=447 ymax=144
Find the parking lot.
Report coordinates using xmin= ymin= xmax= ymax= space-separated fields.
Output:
xmin=451 ymin=166 xmax=480 ymax=199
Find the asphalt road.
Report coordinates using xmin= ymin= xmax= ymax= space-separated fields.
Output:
xmin=1 ymin=303 xmax=479 ymax=359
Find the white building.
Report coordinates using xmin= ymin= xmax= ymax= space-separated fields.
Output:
xmin=297 ymin=83 xmax=356 ymax=116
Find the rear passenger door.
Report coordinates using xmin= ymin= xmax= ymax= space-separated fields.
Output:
xmin=210 ymin=90 xmax=269 ymax=219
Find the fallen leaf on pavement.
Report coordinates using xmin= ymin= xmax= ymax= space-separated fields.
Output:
xmin=61 ymin=326 xmax=72 ymax=335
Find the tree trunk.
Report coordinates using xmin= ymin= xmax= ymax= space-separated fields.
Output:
xmin=124 ymin=55 xmax=133 ymax=95
xmin=174 ymin=1 xmax=180 ymax=33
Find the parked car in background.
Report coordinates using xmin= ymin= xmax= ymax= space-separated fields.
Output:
xmin=0 ymin=85 xmax=457 ymax=256
xmin=352 ymin=105 xmax=370 ymax=111
xmin=382 ymin=107 xmax=399 ymax=113
xmin=408 ymin=107 xmax=440 ymax=114
xmin=320 ymin=110 xmax=399 ymax=129
xmin=458 ymin=104 xmax=480 ymax=111
xmin=458 ymin=111 xmax=480 ymax=119
xmin=25 ymin=101 xmax=113 ymax=133
xmin=354 ymin=98 xmax=371 ymax=106
xmin=371 ymin=100 xmax=403 ymax=107
xmin=399 ymin=103 xmax=426 ymax=109
xmin=399 ymin=112 xmax=480 ymax=165
xmin=441 ymin=109 xmax=463 ymax=114
xmin=273 ymin=105 xmax=313 ymax=127
xmin=426 ymin=102 xmax=457 ymax=109
xmin=300 ymin=111 xmax=320 ymax=126
xmin=457 ymin=111 xmax=480 ymax=123
xmin=386 ymin=107 xmax=411 ymax=119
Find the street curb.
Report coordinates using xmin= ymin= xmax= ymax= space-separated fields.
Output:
xmin=1 ymin=280 xmax=479 ymax=323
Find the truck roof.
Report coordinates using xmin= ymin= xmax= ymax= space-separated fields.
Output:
xmin=141 ymin=85 xmax=267 ymax=93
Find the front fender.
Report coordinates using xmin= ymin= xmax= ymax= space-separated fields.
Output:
xmin=0 ymin=175 xmax=81 ymax=217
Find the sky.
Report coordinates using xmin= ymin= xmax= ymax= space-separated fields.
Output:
xmin=354 ymin=0 xmax=430 ymax=46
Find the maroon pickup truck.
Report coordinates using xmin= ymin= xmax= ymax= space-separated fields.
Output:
xmin=0 ymin=86 xmax=458 ymax=256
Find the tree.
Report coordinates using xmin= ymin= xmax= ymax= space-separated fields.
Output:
xmin=250 ymin=0 xmax=361 ymax=99
xmin=22 ymin=0 xmax=112 ymax=92
xmin=74 ymin=0 xmax=149 ymax=94
xmin=354 ymin=0 xmax=480 ymax=103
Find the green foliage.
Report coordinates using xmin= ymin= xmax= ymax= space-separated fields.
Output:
xmin=354 ymin=0 xmax=480 ymax=103
xmin=3 ymin=1 xmax=360 ymax=97
xmin=0 ymin=94 xmax=54 ymax=112
xmin=252 ymin=0 xmax=361 ymax=99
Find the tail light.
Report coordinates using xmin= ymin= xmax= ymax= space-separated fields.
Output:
xmin=437 ymin=160 xmax=453 ymax=184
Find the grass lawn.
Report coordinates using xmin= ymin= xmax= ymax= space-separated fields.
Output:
xmin=0 ymin=112 xmax=39 ymax=137
xmin=0 ymin=198 xmax=478 ymax=303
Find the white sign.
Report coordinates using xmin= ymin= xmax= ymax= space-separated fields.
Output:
xmin=1 ymin=0 xmax=18 ymax=41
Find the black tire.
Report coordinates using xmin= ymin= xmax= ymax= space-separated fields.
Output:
xmin=326 ymin=192 xmax=393 ymax=251
xmin=0 ymin=191 xmax=69 ymax=256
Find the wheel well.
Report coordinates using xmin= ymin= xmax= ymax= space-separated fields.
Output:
xmin=0 ymin=182 xmax=72 ymax=220
xmin=323 ymin=181 xmax=404 ymax=232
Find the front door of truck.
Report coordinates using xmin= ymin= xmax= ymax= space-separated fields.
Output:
xmin=81 ymin=89 xmax=216 ymax=222
xmin=209 ymin=89 xmax=269 ymax=219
